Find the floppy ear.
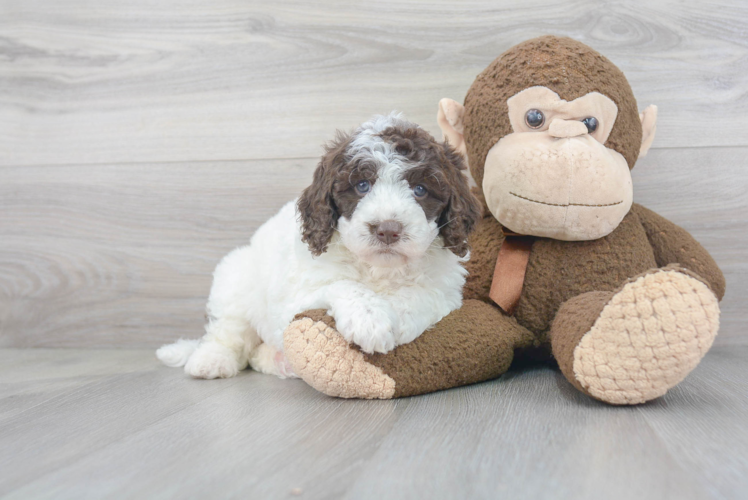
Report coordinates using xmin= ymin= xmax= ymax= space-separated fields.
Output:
xmin=297 ymin=132 xmax=349 ymax=256
xmin=639 ymin=104 xmax=657 ymax=158
xmin=437 ymin=98 xmax=467 ymax=159
xmin=437 ymin=142 xmax=482 ymax=257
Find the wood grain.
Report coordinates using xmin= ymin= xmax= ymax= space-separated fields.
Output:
xmin=0 ymin=346 xmax=746 ymax=499
xmin=1 ymin=147 xmax=744 ymax=348
xmin=0 ymin=158 xmax=318 ymax=348
xmin=632 ymin=147 xmax=748 ymax=344
xmin=2 ymin=0 xmax=748 ymax=166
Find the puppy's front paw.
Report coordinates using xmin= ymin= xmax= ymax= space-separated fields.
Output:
xmin=332 ymin=300 xmax=398 ymax=354
xmin=184 ymin=343 xmax=241 ymax=379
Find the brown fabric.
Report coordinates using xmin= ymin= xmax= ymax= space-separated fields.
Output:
xmin=514 ymin=207 xmax=658 ymax=338
xmin=469 ymin=185 xmax=489 ymax=217
xmin=463 ymin=35 xmax=643 ymax=190
xmin=489 ymin=236 xmax=534 ymax=315
xmin=632 ymin=204 xmax=726 ymax=300
xmin=360 ymin=300 xmax=535 ymax=398
xmin=549 ymin=291 xmax=614 ymax=397
xmin=463 ymin=214 xmax=504 ymax=301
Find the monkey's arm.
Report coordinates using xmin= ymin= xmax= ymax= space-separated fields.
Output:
xmin=632 ymin=204 xmax=725 ymax=300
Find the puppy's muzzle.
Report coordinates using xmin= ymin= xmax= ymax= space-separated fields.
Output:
xmin=371 ymin=220 xmax=403 ymax=245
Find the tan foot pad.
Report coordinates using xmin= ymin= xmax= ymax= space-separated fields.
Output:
xmin=573 ymin=270 xmax=720 ymax=405
xmin=283 ymin=318 xmax=396 ymax=399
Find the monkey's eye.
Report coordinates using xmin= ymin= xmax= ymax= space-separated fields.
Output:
xmin=355 ymin=180 xmax=371 ymax=195
xmin=525 ymin=109 xmax=545 ymax=129
xmin=582 ymin=117 xmax=598 ymax=133
xmin=413 ymin=184 xmax=427 ymax=198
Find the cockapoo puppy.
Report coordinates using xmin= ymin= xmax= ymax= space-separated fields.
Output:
xmin=157 ymin=113 xmax=480 ymax=379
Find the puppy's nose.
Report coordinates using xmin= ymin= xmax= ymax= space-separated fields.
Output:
xmin=375 ymin=220 xmax=403 ymax=245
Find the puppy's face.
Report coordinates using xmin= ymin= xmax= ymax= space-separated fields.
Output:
xmin=298 ymin=114 xmax=481 ymax=267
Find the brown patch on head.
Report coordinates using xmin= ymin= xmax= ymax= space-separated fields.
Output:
xmin=300 ymin=118 xmax=481 ymax=257
xmin=379 ymin=125 xmax=481 ymax=257
xmin=463 ymin=35 xmax=643 ymax=188
xmin=298 ymin=132 xmax=345 ymax=255
xmin=298 ymin=131 xmax=372 ymax=256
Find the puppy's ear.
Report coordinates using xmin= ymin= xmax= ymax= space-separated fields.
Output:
xmin=437 ymin=142 xmax=482 ymax=257
xmin=297 ymin=131 xmax=350 ymax=256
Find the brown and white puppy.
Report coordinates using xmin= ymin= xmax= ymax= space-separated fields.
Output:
xmin=156 ymin=113 xmax=481 ymax=379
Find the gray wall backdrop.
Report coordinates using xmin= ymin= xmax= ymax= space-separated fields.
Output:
xmin=1 ymin=0 xmax=746 ymax=347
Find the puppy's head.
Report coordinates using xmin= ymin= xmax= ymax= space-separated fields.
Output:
xmin=297 ymin=113 xmax=481 ymax=267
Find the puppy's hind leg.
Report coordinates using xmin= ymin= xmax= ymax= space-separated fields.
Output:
xmin=248 ymin=343 xmax=299 ymax=379
xmin=184 ymin=317 xmax=261 ymax=379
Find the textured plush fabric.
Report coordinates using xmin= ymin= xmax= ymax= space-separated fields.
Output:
xmin=634 ymin=204 xmax=726 ymax=300
xmin=364 ymin=300 xmax=535 ymax=398
xmin=550 ymin=291 xmax=615 ymax=397
xmin=287 ymin=301 xmax=536 ymax=399
xmin=285 ymin=314 xmax=396 ymax=399
xmin=506 ymin=87 xmax=619 ymax=144
xmin=463 ymin=214 xmax=504 ymax=301
xmin=572 ymin=269 xmax=720 ymax=404
xmin=514 ymin=205 xmax=658 ymax=337
xmin=463 ymin=35 xmax=643 ymax=190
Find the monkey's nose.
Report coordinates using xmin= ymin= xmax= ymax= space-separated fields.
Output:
xmin=374 ymin=220 xmax=403 ymax=245
xmin=548 ymin=119 xmax=588 ymax=139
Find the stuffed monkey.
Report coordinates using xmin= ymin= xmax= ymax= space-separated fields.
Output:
xmin=282 ymin=36 xmax=726 ymax=405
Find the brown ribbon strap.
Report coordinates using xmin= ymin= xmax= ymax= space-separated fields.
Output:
xmin=489 ymin=235 xmax=534 ymax=315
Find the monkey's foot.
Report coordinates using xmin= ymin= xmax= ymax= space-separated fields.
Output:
xmin=568 ymin=269 xmax=720 ymax=405
xmin=283 ymin=314 xmax=396 ymax=399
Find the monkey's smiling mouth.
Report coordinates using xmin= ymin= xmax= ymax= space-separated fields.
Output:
xmin=509 ymin=192 xmax=623 ymax=208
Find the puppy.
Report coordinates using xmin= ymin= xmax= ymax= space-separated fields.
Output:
xmin=156 ymin=113 xmax=481 ymax=379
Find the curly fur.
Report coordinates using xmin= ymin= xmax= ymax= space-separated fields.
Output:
xmin=156 ymin=113 xmax=480 ymax=379
xmin=297 ymin=132 xmax=351 ymax=256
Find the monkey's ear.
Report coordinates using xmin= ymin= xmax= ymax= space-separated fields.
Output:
xmin=639 ymin=105 xmax=658 ymax=158
xmin=437 ymin=98 xmax=467 ymax=159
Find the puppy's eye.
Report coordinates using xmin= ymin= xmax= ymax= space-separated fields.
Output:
xmin=354 ymin=179 xmax=371 ymax=196
xmin=525 ymin=109 xmax=545 ymax=129
xmin=413 ymin=184 xmax=427 ymax=198
xmin=582 ymin=117 xmax=598 ymax=133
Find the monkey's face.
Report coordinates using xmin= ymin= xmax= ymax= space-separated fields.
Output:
xmin=482 ymin=86 xmax=633 ymax=241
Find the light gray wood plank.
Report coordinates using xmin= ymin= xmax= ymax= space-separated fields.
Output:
xmin=1 ymin=346 xmax=746 ymax=499
xmin=633 ymin=147 xmax=748 ymax=344
xmin=342 ymin=377 xmax=712 ymax=500
xmin=0 ymin=349 xmax=157 ymax=421
xmin=0 ymin=352 xmax=248 ymax=495
xmin=0 ymin=349 xmax=407 ymax=499
xmin=2 ymin=0 xmax=748 ymax=166
xmin=638 ymin=347 xmax=748 ymax=500
xmin=0 ymin=147 xmax=745 ymax=348
xmin=0 ymin=158 xmax=317 ymax=348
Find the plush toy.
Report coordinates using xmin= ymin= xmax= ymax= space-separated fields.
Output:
xmin=281 ymin=36 xmax=726 ymax=405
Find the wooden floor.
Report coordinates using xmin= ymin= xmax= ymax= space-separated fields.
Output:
xmin=2 ymin=1 xmax=747 ymax=498
xmin=0 ymin=346 xmax=746 ymax=500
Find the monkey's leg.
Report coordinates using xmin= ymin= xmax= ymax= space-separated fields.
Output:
xmin=283 ymin=300 xmax=535 ymax=399
xmin=550 ymin=267 xmax=720 ymax=405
